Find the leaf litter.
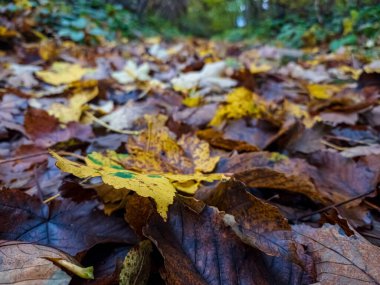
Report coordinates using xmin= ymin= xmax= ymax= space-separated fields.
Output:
xmin=1 ymin=29 xmax=380 ymax=285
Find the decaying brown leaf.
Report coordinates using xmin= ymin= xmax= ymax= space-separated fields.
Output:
xmin=206 ymin=180 xmax=311 ymax=269
xmin=293 ymin=224 xmax=380 ymax=285
xmin=144 ymin=200 xmax=314 ymax=285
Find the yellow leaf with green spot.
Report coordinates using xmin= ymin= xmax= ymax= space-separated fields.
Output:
xmin=51 ymin=151 xmax=226 ymax=220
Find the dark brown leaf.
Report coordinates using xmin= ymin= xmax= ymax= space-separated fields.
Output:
xmin=143 ymin=200 xmax=314 ymax=285
xmin=206 ymin=179 xmax=311 ymax=269
xmin=0 ymin=189 xmax=138 ymax=256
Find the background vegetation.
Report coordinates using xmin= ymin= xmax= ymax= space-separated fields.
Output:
xmin=1 ymin=0 xmax=380 ymax=49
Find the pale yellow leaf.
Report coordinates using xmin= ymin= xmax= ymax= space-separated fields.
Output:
xmin=48 ymin=87 xmax=98 ymax=123
xmin=249 ymin=63 xmax=272 ymax=74
xmin=36 ymin=62 xmax=94 ymax=85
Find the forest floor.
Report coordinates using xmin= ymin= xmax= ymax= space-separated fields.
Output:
xmin=1 ymin=36 xmax=380 ymax=284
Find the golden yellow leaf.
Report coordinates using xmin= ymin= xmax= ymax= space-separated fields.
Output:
xmin=178 ymin=133 xmax=219 ymax=173
xmin=36 ymin=62 xmax=94 ymax=86
xmin=249 ymin=63 xmax=272 ymax=74
xmin=209 ymin=87 xmax=265 ymax=126
xmin=51 ymin=151 xmax=226 ymax=220
xmin=284 ymin=100 xmax=321 ymax=128
xmin=307 ymin=84 xmax=342 ymax=100
xmin=0 ymin=26 xmax=19 ymax=38
xmin=125 ymin=114 xmax=193 ymax=174
xmin=39 ymin=40 xmax=57 ymax=61
xmin=339 ymin=65 xmax=362 ymax=80
xmin=182 ymin=96 xmax=202 ymax=107
xmin=48 ymin=87 xmax=98 ymax=123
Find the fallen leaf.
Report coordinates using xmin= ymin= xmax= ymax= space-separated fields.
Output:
xmin=249 ymin=62 xmax=272 ymax=74
xmin=0 ymin=189 xmax=138 ymax=256
xmin=293 ymin=224 xmax=380 ymax=285
xmin=0 ymin=240 xmax=93 ymax=284
xmin=24 ymin=108 xmax=93 ymax=147
xmin=340 ymin=144 xmax=380 ymax=158
xmin=144 ymin=200 xmax=314 ymax=285
xmin=235 ymin=167 xmax=325 ymax=203
xmin=178 ymin=133 xmax=220 ymax=173
xmin=36 ymin=62 xmax=94 ymax=86
xmin=197 ymin=128 xmax=260 ymax=152
xmin=171 ymin=61 xmax=236 ymax=92
xmin=125 ymin=115 xmax=219 ymax=175
xmin=210 ymin=87 xmax=266 ymax=126
xmin=307 ymin=84 xmax=343 ymax=100
xmin=51 ymin=151 xmax=226 ymax=220
xmin=48 ymin=87 xmax=98 ymax=123
xmin=306 ymin=150 xmax=378 ymax=204
xmin=111 ymin=60 xmax=151 ymax=84
xmin=206 ymin=179 xmax=310 ymax=268
xmin=119 ymin=240 xmax=153 ymax=285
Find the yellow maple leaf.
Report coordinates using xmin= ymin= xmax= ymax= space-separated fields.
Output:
xmin=209 ymin=87 xmax=265 ymax=126
xmin=51 ymin=151 xmax=226 ymax=220
xmin=307 ymin=84 xmax=342 ymax=100
xmin=36 ymin=62 xmax=94 ymax=86
xmin=48 ymin=88 xmax=98 ymax=123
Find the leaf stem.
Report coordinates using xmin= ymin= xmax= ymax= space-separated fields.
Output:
xmin=296 ymin=189 xmax=377 ymax=222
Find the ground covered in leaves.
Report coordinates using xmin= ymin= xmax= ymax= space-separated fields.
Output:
xmin=1 ymin=34 xmax=380 ymax=285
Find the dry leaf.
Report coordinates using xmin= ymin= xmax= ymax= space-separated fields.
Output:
xmin=51 ymin=151 xmax=226 ymax=220
xmin=0 ymin=240 xmax=93 ymax=284
xmin=293 ymin=224 xmax=380 ymax=285
xmin=210 ymin=87 xmax=266 ymax=126
xmin=36 ymin=62 xmax=94 ymax=85
xmin=48 ymin=87 xmax=98 ymax=123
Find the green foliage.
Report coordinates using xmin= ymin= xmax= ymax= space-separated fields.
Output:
xmin=0 ymin=0 xmax=379 ymax=49
xmin=0 ymin=0 xmax=181 ymax=43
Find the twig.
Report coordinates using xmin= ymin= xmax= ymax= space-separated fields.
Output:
xmin=0 ymin=151 xmax=49 ymax=164
xmin=0 ymin=150 xmax=85 ymax=165
xmin=56 ymin=151 xmax=86 ymax=161
xmin=296 ymin=189 xmax=376 ymax=222
xmin=85 ymin=111 xmax=141 ymax=135
xmin=324 ymin=135 xmax=372 ymax=146
xmin=359 ymin=232 xmax=380 ymax=240
xmin=320 ymin=139 xmax=347 ymax=151
xmin=43 ymin=193 xmax=61 ymax=203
